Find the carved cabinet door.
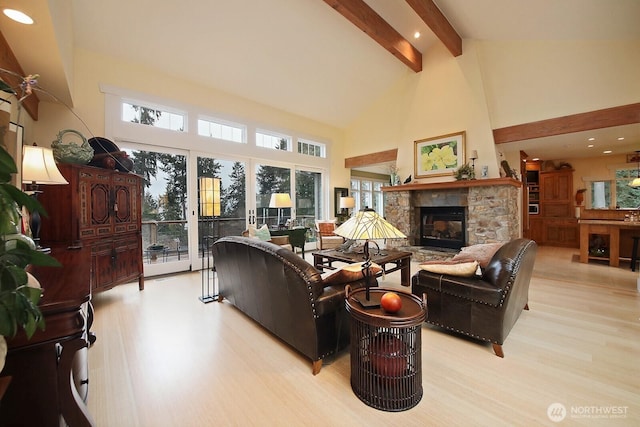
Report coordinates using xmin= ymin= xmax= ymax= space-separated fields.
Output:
xmin=78 ymin=168 xmax=113 ymax=238
xmin=111 ymin=173 xmax=141 ymax=234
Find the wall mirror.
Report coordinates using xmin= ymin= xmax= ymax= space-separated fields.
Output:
xmin=334 ymin=187 xmax=348 ymax=217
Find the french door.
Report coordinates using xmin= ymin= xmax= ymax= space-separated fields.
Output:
xmin=123 ymin=144 xmax=325 ymax=276
xmin=122 ymin=145 xmax=191 ymax=277
xmin=191 ymin=153 xmax=248 ymax=267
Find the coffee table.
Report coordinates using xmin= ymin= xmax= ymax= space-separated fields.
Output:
xmin=313 ymin=248 xmax=412 ymax=287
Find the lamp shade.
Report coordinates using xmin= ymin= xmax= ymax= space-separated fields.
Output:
xmin=22 ymin=145 xmax=68 ymax=184
xmin=269 ymin=193 xmax=292 ymax=208
xmin=339 ymin=196 xmax=355 ymax=209
xmin=199 ymin=176 xmax=221 ymax=217
xmin=334 ymin=208 xmax=406 ymax=241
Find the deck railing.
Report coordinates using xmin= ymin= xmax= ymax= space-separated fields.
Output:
xmin=141 ymin=215 xmax=318 ymax=263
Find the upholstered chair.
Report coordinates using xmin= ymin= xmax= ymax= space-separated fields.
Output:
xmin=315 ymin=220 xmax=344 ymax=250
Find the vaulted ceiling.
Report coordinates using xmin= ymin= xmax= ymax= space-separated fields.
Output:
xmin=0 ymin=0 xmax=639 ymax=160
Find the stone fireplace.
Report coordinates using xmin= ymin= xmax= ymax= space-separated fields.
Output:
xmin=382 ymin=178 xmax=521 ymax=261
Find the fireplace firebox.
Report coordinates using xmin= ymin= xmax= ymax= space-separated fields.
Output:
xmin=420 ymin=206 xmax=466 ymax=250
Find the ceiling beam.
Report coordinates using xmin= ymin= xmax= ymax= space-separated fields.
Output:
xmin=323 ymin=0 xmax=422 ymax=73
xmin=493 ymin=103 xmax=640 ymax=144
xmin=405 ymin=0 xmax=462 ymax=57
xmin=344 ymin=149 xmax=397 ymax=169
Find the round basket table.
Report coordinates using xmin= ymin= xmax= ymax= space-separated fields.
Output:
xmin=345 ymin=287 xmax=427 ymax=412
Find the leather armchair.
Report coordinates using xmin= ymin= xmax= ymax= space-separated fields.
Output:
xmin=411 ymin=238 xmax=537 ymax=357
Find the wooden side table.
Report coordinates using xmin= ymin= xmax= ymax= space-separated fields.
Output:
xmin=345 ymin=287 xmax=427 ymax=412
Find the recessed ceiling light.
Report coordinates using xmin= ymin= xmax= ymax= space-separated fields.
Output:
xmin=587 ymin=144 xmax=594 ymax=148
xmin=532 ymin=158 xmax=540 ymax=161
xmin=603 ymin=150 xmax=612 ymax=154
xmin=3 ymin=9 xmax=33 ymax=24
xmin=588 ymin=137 xmax=595 ymax=141
xmin=617 ymin=137 xmax=624 ymax=140
xmin=414 ymin=31 xmax=421 ymax=39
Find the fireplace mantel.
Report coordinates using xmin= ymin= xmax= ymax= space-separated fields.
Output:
xmin=381 ymin=177 xmax=521 ymax=192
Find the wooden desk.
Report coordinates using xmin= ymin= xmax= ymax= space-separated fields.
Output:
xmin=579 ymin=220 xmax=640 ymax=267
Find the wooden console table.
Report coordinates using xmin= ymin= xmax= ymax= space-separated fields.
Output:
xmin=579 ymin=219 xmax=640 ymax=267
xmin=0 ymin=245 xmax=95 ymax=426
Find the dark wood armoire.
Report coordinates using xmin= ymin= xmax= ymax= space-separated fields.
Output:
xmin=38 ymin=163 xmax=144 ymax=293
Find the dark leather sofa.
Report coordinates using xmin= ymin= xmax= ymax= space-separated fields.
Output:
xmin=212 ymin=236 xmax=366 ymax=374
xmin=411 ymin=238 xmax=537 ymax=357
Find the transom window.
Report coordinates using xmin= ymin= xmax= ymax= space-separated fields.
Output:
xmin=256 ymin=130 xmax=291 ymax=151
xmin=122 ymin=101 xmax=185 ymax=131
xmin=298 ymin=138 xmax=325 ymax=158
xmin=197 ymin=117 xmax=245 ymax=143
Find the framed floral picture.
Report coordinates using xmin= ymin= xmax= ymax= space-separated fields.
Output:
xmin=414 ymin=131 xmax=465 ymax=178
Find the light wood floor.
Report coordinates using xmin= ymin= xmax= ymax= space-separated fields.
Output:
xmin=87 ymin=246 xmax=640 ymax=426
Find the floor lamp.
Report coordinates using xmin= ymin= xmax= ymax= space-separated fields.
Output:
xmin=269 ymin=193 xmax=292 ymax=228
xmin=199 ymin=176 xmax=220 ymax=303
xmin=334 ymin=208 xmax=406 ymax=307
xmin=21 ymin=144 xmax=68 ymax=252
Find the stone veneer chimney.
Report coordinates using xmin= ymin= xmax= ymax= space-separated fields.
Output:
xmin=382 ymin=179 xmax=521 ymax=261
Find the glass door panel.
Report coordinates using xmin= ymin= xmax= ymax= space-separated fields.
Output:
xmin=124 ymin=147 xmax=190 ymax=276
xmin=255 ymin=163 xmax=291 ymax=228
xmin=295 ymin=168 xmax=322 ymax=248
xmin=196 ymin=156 xmax=247 ymax=258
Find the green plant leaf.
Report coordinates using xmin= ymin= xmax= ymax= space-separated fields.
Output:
xmin=28 ymin=249 xmax=62 ymax=267
xmin=21 ymin=285 xmax=43 ymax=306
xmin=0 ymin=304 xmax=17 ymax=337
xmin=1 ymin=264 xmax=28 ymax=288
xmin=0 ymin=145 xmax=18 ymax=176
xmin=1 ymin=183 xmax=48 ymax=216
xmin=0 ymin=80 xmax=16 ymax=95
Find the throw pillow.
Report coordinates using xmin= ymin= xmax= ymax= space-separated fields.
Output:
xmin=452 ymin=242 xmax=504 ymax=268
xmin=419 ymin=260 xmax=479 ymax=277
xmin=323 ymin=262 xmax=382 ymax=285
xmin=254 ymin=224 xmax=272 ymax=241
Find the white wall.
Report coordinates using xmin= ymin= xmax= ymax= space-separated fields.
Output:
xmin=478 ymin=40 xmax=640 ymax=128
xmin=345 ymin=41 xmax=500 ymax=182
xmin=344 ymin=39 xmax=640 ymax=181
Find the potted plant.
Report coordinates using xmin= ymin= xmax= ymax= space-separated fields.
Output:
xmin=0 ymin=144 xmax=60 ymax=371
xmin=454 ymin=163 xmax=475 ymax=180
